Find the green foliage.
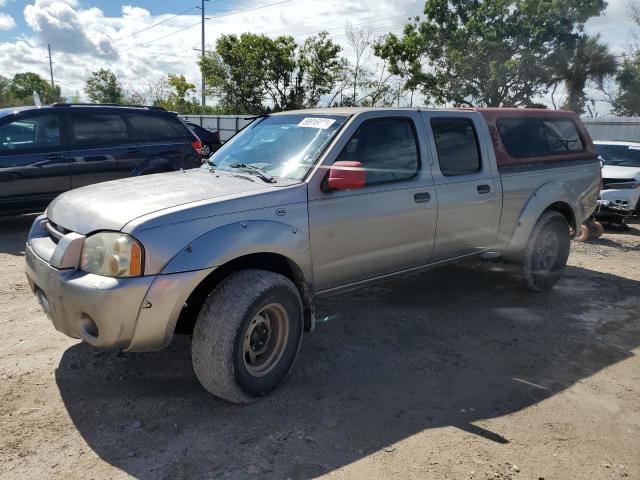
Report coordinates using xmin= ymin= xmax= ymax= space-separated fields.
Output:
xmin=167 ymin=73 xmax=196 ymax=105
xmin=85 ymin=68 xmax=124 ymax=103
xmin=375 ymin=0 xmax=607 ymax=107
xmin=612 ymin=53 xmax=640 ymax=116
xmin=547 ymin=34 xmax=617 ymax=114
xmin=199 ymin=31 xmax=345 ymax=113
xmin=4 ymin=72 xmax=60 ymax=105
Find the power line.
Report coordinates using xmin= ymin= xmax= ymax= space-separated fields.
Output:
xmin=120 ymin=0 xmax=293 ymax=53
xmin=117 ymin=5 xmax=199 ymax=40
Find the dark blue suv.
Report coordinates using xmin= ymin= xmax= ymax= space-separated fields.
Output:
xmin=0 ymin=103 xmax=203 ymax=215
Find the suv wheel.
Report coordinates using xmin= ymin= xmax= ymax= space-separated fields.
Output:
xmin=519 ymin=211 xmax=570 ymax=291
xmin=191 ymin=269 xmax=303 ymax=403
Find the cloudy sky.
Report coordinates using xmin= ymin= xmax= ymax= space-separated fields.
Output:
xmin=0 ymin=0 xmax=637 ymax=112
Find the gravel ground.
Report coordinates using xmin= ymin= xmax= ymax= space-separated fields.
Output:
xmin=1 ymin=215 xmax=639 ymax=480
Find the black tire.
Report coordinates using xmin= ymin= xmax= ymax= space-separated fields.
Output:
xmin=520 ymin=211 xmax=570 ymax=292
xmin=191 ymin=269 xmax=303 ymax=403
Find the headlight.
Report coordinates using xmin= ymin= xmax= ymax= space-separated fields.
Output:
xmin=80 ymin=232 xmax=143 ymax=277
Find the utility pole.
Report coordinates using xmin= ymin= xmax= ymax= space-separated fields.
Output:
xmin=201 ymin=0 xmax=209 ymax=108
xmin=47 ymin=43 xmax=55 ymax=89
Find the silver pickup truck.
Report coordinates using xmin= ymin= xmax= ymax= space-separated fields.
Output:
xmin=25 ymin=107 xmax=600 ymax=403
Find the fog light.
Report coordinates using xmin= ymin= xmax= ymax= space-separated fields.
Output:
xmin=79 ymin=313 xmax=99 ymax=338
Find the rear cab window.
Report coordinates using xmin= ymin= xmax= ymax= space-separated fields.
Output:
xmin=497 ymin=117 xmax=584 ymax=158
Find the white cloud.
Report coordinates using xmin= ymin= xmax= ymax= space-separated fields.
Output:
xmin=0 ymin=0 xmax=634 ymax=113
xmin=0 ymin=12 xmax=16 ymax=30
xmin=0 ymin=0 xmax=422 ymax=101
xmin=24 ymin=0 xmax=116 ymax=58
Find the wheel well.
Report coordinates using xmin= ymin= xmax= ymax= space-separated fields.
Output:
xmin=544 ymin=202 xmax=576 ymax=233
xmin=174 ymin=253 xmax=313 ymax=336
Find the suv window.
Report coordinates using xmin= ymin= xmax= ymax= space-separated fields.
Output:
xmin=71 ymin=113 xmax=129 ymax=148
xmin=497 ymin=117 xmax=584 ymax=158
xmin=0 ymin=114 xmax=61 ymax=153
xmin=337 ymin=118 xmax=419 ymax=184
xmin=431 ymin=117 xmax=482 ymax=176
xmin=127 ymin=114 xmax=187 ymax=142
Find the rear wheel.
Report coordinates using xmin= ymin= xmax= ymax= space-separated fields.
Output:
xmin=191 ymin=269 xmax=303 ymax=403
xmin=520 ymin=211 xmax=570 ymax=291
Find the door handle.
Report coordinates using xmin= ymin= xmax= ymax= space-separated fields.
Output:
xmin=414 ymin=192 xmax=431 ymax=203
xmin=46 ymin=153 xmax=65 ymax=160
xmin=477 ymin=184 xmax=491 ymax=194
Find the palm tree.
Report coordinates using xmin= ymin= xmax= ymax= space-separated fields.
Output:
xmin=547 ymin=34 xmax=617 ymax=114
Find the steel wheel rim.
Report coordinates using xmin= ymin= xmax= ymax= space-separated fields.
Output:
xmin=242 ymin=303 xmax=289 ymax=377
xmin=534 ymin=230 xmax=560 ymax=271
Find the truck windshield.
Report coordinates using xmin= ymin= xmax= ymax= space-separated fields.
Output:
xmin=596 ymin=144 xmax=640 ymax=168
xmin=207 ymin=114 xmax=347 ymax=181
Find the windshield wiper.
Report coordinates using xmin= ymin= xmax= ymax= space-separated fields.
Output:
xmin=229 ymin=163 xmax=275 ymax=183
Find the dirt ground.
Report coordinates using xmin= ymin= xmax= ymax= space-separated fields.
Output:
xmin=0 ymin=214 xmax=639 ymax=480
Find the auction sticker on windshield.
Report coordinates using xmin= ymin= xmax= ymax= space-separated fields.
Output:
xmin=298 ymin=117 xmax=336 ymax=129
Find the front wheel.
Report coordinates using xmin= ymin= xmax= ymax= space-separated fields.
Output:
xmin=191 ymin=269 xmax=303 ymax=403
xmin=519 ymin=211 xmax=570 ymax=291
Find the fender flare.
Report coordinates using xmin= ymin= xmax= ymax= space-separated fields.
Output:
xmin=160 ymin=219 xmax=312 ymax=281
xmin=503 ymin=181 xmax=580 ymax=258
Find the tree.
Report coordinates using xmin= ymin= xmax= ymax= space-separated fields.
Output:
xmin=9 ymin=72 xmax=60 ymax=104
xmin=167 ymin=74 xmax=196 ymax=105
xmin=298 ymin=32 xmax=347 ymax=107
xmin=375 ymin=0 xmax=607 ymax=107
xmin=611 ymin=53 xmax=640 ymax=116
xmin=200 ymin=33 xmax=269 ymax=113
xmin=345 ymin=22 xmax=374 ymax=104
xmin=547 ymin=34 xmax=617 ymax=113
xmin=85 ymin=69 xmax=123 ymax=103
xmin=199 ymin=32 xmax=345 ymax=112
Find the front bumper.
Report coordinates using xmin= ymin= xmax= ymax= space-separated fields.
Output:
xmin=25 ymin=216 xmax=212 ymax=351
xmin=600 ymin=187 xmax=640 ymax=213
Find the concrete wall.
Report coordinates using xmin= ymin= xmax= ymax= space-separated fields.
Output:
xmin=582 ymin=117 xmax=640 ymax=142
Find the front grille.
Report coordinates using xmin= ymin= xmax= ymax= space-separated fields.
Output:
xmin=45 ymin=220 xmax=70 ymax=244
xmin=602 ymin=177 xmax=636 ymax=189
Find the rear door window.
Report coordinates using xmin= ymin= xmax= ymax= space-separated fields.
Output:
xmin=127 ymin=114 xmax=187 ymax=143
xmin=0 ymin=114 xmax=62 ymax=153
xmin=497 ymin=117 xmax=584 ymax=158
xmin=431 ymin=117 xmax=482 ymax=176
xmin=71 ymin=113 xmax=130 ymax=148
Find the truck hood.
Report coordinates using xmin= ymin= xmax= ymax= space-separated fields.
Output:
xmin=601 ymin=165 xmax=640 ymax=180
xmin=47 ymin=168 xmax=279 ymax=234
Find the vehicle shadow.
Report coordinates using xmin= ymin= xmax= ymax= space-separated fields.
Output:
xmin=0 ymin=214 xmax=39 ymax=256
xmin=55 ymin=263 xmax=640 ymax=479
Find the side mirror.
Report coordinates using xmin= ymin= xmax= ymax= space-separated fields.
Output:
xmin=328 ymin=161 xmax=365 ymax=191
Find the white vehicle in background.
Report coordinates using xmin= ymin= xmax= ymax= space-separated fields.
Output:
xmin=594 ymin=141 xmax=640 ymax=217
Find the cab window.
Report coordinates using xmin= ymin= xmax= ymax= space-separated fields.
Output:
xmin=336 ymin=118 xmax=420 ymax=184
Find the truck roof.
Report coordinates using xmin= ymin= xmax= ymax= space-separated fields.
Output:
xmin=273 ymin=106 xmax=579 ymax=117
